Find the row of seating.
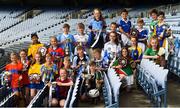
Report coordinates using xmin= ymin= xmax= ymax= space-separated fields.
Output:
xmin=103 ymin=68 xmax=121 ymax=107
xmin=137 ymin=59 xmax=168 ymax=107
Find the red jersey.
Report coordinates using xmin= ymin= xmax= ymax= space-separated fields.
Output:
xmin=20 ymin=59 xmax=30 ymax=86
xmin=48 ymin=46 xmax=64 ymax=60
xmin=5 ymin=62 xmax=23 ymax=89
xmin=56 ymin=78 xmax=71 ymax=98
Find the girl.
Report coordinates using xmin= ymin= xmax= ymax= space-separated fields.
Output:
xmin=143 ymin=37 xmax=160 ymax=60
xmin=51 ymin=69 xmax=73 ymax=107
xmin=103 ymin=31 xmax=122 ymax=60
xmin=41 ymin=53 xmax=58 ymax=84
xmin=19 ymin=49 xmax=30 ymax=105
xmin=5 ymin=52 xmax=23 ymax=106
xmin=88 ymin=8 xmax=106 ymax=49
xmin=28 ymin=53 xmax=44 ymax=100
xmin=112 ymin=47 xmax=134 ymax=92
xmin=48 ymin=36 xmax=64 ymax=69
xmin=129 ymin=36 xmax=143 ymax=65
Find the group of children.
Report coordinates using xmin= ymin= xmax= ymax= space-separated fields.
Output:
xmin=3 ymin=8 xmax=173 ymax=107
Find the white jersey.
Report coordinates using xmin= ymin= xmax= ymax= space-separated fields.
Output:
xmin=104 ymin=41 xmax=121 ymax=56
xmin=74 ymin=34 xmax=89 ymax=43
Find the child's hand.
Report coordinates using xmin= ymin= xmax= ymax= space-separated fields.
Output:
xmin=116 ymin=65 xmax=122 ymax=69
xmin=153 ymin=55 xmax=159 ymax=59
xmin=57 ymin=82 xmax=62 ymax=86
xmin=19 ymin=75 xmax=22 ymax=81
xmin=69 ymin=81 xmax=73 ymax=86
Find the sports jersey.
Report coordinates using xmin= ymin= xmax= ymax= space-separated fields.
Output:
xmin=28 ymin=43 xmax=44 ymax=58
xmin=117 ymin=18 xmax=131 ymax=33
xmin=5 ymin=62 xmax=23 ymax=89
xmin=41 ymin=63 xmax=58 ymax=83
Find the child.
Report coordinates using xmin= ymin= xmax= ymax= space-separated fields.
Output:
xmin=105 ymin=22 xmax=123 ymax=46
xmin=81 ymin=61 xmax=103 ymax=101
xmin=88 ymin=8 xmax=106 ymax=49
xmin=129 ymin=36 xmax=143 ymax=65
xmin=62 ymin=56 xmax=76 ymax=81
xmin=28 ymin=53 xmax=44 ymax=100
xmin=136 ymin=18 xmax=148 ymax=52
xmin=19 ymin=49 xmax=30 ymax=105
xmin=117 ymin=9 xmax=131 ymax=45
xmin=155 ymin=11 xmax=171 ymax=47
xmin=72 ymin=46 xmax=90 ymax=71
xmin=92 ymin=48 xmax=107 ymax=69
xmin=104 ymin=31 xmax=122 ymax=61
xmin=5 ymin=52 xmax=23 ymax=106
xmin=28 ymin=33 xmax=44 ymax=60
xmin=57 ymin=23 xmax=76 ymax=56
xmin=112 ymin=47 xmax=134 ymax=92
xmin=51 ymin=69 xmax=73 ymax=107
xmin=74 ymin=23 xmax=89 ymax=55
xmin=48 ymin=36 xmax=64 ymax=69
xmin=41 ymin=53 xmax=58 ymax=84
xmin=149 ymin=9 xmax=158 ymax=37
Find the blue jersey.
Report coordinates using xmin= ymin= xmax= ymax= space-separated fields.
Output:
xmin=56 ymin=33 xmax=76 ymax=53
xmin=88 ymin=19 xmax=106 ymax=31
xmin=155 ymin=23 xmax=169 ymax=47
xmin=117 ymin=18 xmax=131 ymax=33
xmin=137 ymin=28 xmax=148 ymax=40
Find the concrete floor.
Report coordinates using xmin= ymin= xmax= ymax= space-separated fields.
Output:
xmin=78 ymin=73 xmax=180 ymax=107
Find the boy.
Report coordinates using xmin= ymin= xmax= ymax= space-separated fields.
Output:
xmin=28 ymin=33 xmax=44 ymax=60
xmin=74 ymin=23 xmax=89 ymax=55
xmin=155 ymin=11 xmax=171 ymax=47
xmin=118 ymin=9 xmax=131 ymax=38
xmin=149 ymin=9 xmax=158 ymax=38
xmin=57 ymin=23 xmax=76 ymax=56
xmin=72 ymin=46 xmax=89 ymax=70
xmin=136 ymin=18 xmax=148 ymax=52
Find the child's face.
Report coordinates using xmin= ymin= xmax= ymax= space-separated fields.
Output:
xmin=63 ymin=60 xmax=70 ymax=67
xmin=93 ymin=51 xmax=101 ymax=60
xmin=151 ymin=13 xmax=157 ymax=20
xmin=77 ymin=27 xmax=84 ymax=34
xmin=121 ymin=12 xmax=128 ymax=19
xmin=50 ymin=38 xmax=58 ymax=46
xmin=60 ymin=70 xmax=67 ymax=79
xmin=158 ymin=15 xmax=164 ymax=22
xmin=110 ymin=24 xmax=117 ymax=31
xmin=31 ymin=36 xmax=38 ymax=44
xmin=137 ymin=22 xmax=144 ymax=28
xmin=20 ymin=51 xmax=26 ymax=59
xmin=35 ymin=54 xmax=41 ymax=63
xmin=109 ymin=33 xmax=116 ymax=42
xmin=45 ymin=55 xmax=52 ymax=63
xmin=151 ymin=39 xmax=158 ymax=48
xmin=94 ymin=10 xmax=101 ymax=20
xmin=90 ymin=65 xmax=96 ymax=71
xmin=11 ymin=55 xmax=17 ymax=63
xmin=122 ymin=49 xmax=128 ymax=57
xmin=131 ymin=38 xmax=137 ymax=46
xmin=63 ymin=27 xmax=69 ymax=33
xmin=77 ymin=49 xmax=84 ymax=56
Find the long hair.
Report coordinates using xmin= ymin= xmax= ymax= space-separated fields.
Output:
xmin=109 ymin=31 xmax=119 ymax=46
xmin=30 ymin=52 xmax=44 ymax=66
xmin=148 ymin=36 xmax=160 ymax=50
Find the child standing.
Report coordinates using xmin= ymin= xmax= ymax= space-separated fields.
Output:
xmin=48 ymin=36 xmax=64 ymax=69
xmin=136 ymin=18 xmax=148 ymax=52
xmin=28 ymin=53 xmax=44 ymax=100
xmin=88 ymin=8 xmax=106 ymax=49
xmin=5 ymin=52 xmax=23 ymax=106
xmin=28 ymin=33 xmax=44 ymax=60
xmin=57 ymin=23 xmax=76 ymax=56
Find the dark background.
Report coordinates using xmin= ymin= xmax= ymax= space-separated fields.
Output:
xmin=0 ymin=0 xmax=179 ymax=7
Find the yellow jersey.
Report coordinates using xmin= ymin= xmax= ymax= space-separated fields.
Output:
xmin=28 ymin=43 xmax=44 ymax=58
